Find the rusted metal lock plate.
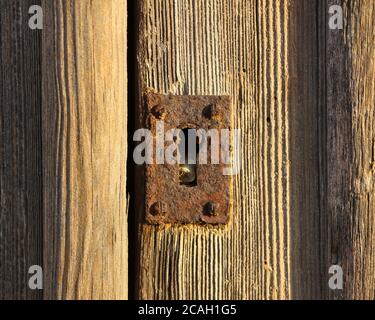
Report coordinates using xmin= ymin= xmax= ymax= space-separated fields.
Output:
xmin=145 ymin=93 xmax=232 ymax=225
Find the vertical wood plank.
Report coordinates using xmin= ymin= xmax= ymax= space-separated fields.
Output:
xmin=0 ymin=0 xmax=42 ymax=300
xmin=288 ymin=0 xmax=327 ymax=300
xmin=134 ymin=0 xmax=320 ymax=300
xmin=42 ymin=0 xmax=128 ymax=299
xmin=326 ymin=0 xmax=375 ymax=300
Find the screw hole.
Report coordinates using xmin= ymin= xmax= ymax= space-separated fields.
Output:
xmin=202 ymin=104 xmax=214 ymax=119
xmin=203 ymin=202 xmax=216 ymax=216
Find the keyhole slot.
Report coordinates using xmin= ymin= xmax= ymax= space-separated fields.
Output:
xmin=179 ymin=128 xmax=199 ymax=187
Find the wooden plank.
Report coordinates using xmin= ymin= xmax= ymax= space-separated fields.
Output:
xmin=134 ymin=0 xmax=324 ymax=299
xmin=326 ymin=0 xmax=375 ymax=300
xmin=0 ymin=0 xmax=42 ymax=300
xmin=42 ymin=0 xmax=128 ymax=299
xmin=288 ymin=0 xmax=327 ymax=300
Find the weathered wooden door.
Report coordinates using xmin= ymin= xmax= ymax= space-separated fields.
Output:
xmin=1 ymin=0 xmax=374 ymax=300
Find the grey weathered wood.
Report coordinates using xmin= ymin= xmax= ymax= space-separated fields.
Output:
xmin=288 ymin=0 xmax=327 ymax=300
xmin=326 ymin=0 xmax=375 ymax=300
xmin=0 ymin=0 xmax=42 ymax=300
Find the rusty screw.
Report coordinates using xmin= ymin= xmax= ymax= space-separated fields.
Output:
xmin=151 ymin=105 xmax=166 ymax=119
xmin=150 ymin=201 xmax=168 ymax=216
xmin=203 ymin=201 xmax=217 ymax=216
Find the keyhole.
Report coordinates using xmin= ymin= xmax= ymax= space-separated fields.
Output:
xmin=179 ymin=128 xmax=198 ymax=187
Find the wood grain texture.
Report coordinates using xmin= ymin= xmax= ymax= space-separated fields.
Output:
xmin=42 ymin=0 xmax=128 ymax=299
xmin=326 ymin=0 xmax=375 ymax=300
xmin=135 ymin=0 xmax=297 ymax=300
xmin=135 ymin=0 xmax=375 ymax=300
xmin=288 ymin=0 xmax=327 ymax=300
xmin=0 ymin=0 xmax=42 ymax=300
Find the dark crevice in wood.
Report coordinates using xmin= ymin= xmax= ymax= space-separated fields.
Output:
xmin=317 ymin=0 xmax=329 ymax=300
xmin=127 ymin=0 xmax=140 ymax=300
